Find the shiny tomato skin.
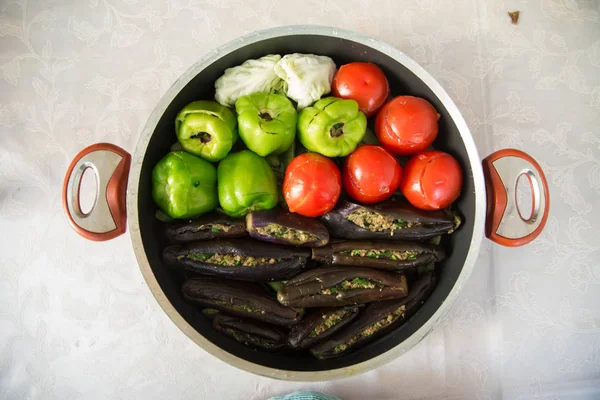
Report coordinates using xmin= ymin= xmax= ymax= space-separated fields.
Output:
xmin=375 ymin=96 xmax=440 ymax=156
xmin=342 ymin=145 xmax=402 ymax=204
xmin=332 ymin=62 xmax=390 ymax=117
xmin=400 ymin=151 xmax=463 ymax=210
xmin=283 ymin=153 xmax=342 ymax=217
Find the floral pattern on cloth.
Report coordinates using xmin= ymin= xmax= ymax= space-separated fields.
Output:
xmin=1 ymin=0 xmax=600 ymax=399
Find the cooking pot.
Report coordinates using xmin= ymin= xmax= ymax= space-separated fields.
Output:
xmin=61 ymin=25 xmax=549 ymax=380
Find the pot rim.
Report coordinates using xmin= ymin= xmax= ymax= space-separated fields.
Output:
xmin=126 ymin=24 xmax=486 ymax=381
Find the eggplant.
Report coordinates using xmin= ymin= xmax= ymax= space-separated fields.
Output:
xmin=320 ymin=198 xmax=461 ymax=241
xmin=165 ymin=214 xmax=247 ymax=243
xmin=277 ymin=266 xmax=408 ymax=308
xmin=164 ymin=239 xmax=311 ymax=281
xmin=213 ymin=313 xmax=286 ymax=351
xmin=246 ymin=209 xmax=329 ymax=247
xmin=182 ymin=277 xmax=302 ymax=325
xmin=287 ymin=306 xmax=360 ymax=349
xmin=310 ymin=272 xmax=436 ymax=359
xmin=311 ymin=240 xmax=445 ymax=270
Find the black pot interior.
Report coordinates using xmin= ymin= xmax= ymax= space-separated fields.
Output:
xmin=137 ymin=34 xmax=475 ymax=372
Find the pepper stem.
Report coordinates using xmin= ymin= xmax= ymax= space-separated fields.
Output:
xmin=330 ymin=122 xmax=345 ymax=138
xmin=259 ymin=112 xmax=273 ymax=121
xmin=190 ymin=132 xmax=212 ymax=143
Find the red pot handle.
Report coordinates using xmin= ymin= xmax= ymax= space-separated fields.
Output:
xmin=62 ymin=143 xmax=131 ymax=241
xmin=482 ymin=149 xmax=549 ymax=247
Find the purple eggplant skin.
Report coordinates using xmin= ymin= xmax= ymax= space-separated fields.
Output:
xmin=287 ymin=306 xmax=360 ymax=349
xmin=166 ymin=214 xmax=247 ymax=243
xmin=213 ymin=313 xmax=287 ymax=351
xmin=163 ymin=239 xmax=311 ymax=282
xmin=320 ymin=198 xmax=459 ymax=241
xmin=182 ymin=277 xmax=302 ymax=325
xmin=311 ymin=240 xmax=445 ymax=270
xmin=310 ymin=272 xmax=436 ymax=359
xmin=277 ymin=266 xmax=409 ymax=308
xmin=246 ymin=209 xmax=330 ymax=247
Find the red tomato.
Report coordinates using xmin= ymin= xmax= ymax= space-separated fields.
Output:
xmin=375 ymin=96 xmax=440 ymax=156
xmin=342 ymin=145 xmax=401 ymax=204
xmin=283 ymin=153 xmax=342 ymax=217
xmin=400 ymin=151 xmax=462 ymax=210
xmin=332 ymin=62 xmax=390 ymax=117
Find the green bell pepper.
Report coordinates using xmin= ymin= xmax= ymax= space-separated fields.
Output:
xmin=297 ymin=97 xmax=367 ymax=157
xmin=152 ymin=151 xmax=218 ymax=219
xmin=175 ymin=100 xmax=237 ymax=162
xmin=217 ymin=150 xmax=278 ymax=217
xmin=235 ymin=92 xmax=297 ymax=157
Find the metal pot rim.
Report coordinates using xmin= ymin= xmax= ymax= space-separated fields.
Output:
xmin=126 ymin=24 xmax=486 ymax=381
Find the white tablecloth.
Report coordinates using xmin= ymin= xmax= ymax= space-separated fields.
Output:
xmin=2 ymin=0 xmax=600 ymax=398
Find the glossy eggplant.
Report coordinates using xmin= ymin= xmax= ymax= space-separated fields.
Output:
xmin=246 ymin=208 xmax=330 ymax=247
xmin=310 ymin=272 xmax=436 ymax=359
xmin=164 ymin=238 xmax=311 ymax=281
xmin=277 ymin=266 xmax=408 ymax=308
xmin=287 ymin=306 xmax=360 ymax=349
xmin=182 ymin=277 xmax=302 ymax=325
xmin=311 ymin=240 xmax=445 ymax=270
xmin=213 ymin=313 xmax=287 ymax=351
xmin=320 ymin=198 xmax=461 ymax=240
xmin=165 ymin=214 xmax=247 ymax=243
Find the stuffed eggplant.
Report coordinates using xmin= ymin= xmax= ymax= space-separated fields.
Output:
xmin=320 ymin=198 xmax=461 ymax=240
xmin=277 ymin=266 xmax=408 ymax=308
xmin=246 ymin=208 xmax=329 ymax=247
xmin=165 ymin=214 xmax=247 ymax=243
xmin=213 ymin=313 xmax=287 ymax=351
xmin=310 ymin=272 xmax=436 ymax=359
xmin=287 ymin=306 xmax=360 ymax=349
xmin=182 ymin=277 xmax=302 ymax=325
xmin=164 ymin=239 xmax=310 ymax=281
xmin=311 ymin=240 xmax=445 ymax=270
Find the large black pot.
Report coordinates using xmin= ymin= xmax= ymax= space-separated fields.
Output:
xmin=62 ymin=26 xmax=549 ymax=380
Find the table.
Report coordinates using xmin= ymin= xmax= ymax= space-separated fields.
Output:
xmin=1 ymin=0 xmax=599 ymax=398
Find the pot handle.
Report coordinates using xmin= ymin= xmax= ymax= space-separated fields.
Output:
xmin=62 ymin=143 xmax=131 ymax=241
xmin=482 ymin=148 xmax=549 ymax=247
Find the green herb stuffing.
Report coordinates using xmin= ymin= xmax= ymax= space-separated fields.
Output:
xmin=310 ymin=308 xmax=353 ymax=337
xmin=185 ymin=253 xmax=280 ymax=266
xmin=346 ymin=208 xmax=414 ymax=233
xmin=334 ymin=344 xmax=347 ymax=353
xmin=225 ymin=328 xmax=277 ymax=348
xmin=393 ymin=220 xmax=410 ymax=229
xmin=195 ymin=223 xmax=232 ymax=233
xmin=333 ymin=305 xmax=407 ymax=353
xmin=321 ymin=278 xmax=380 ymax=295
xmin=255 ymin=223 xmax=318 ymax=244
xmin=213 ymin=301 xmax=264 ymax=315
xmin=186 ymin=253 xmax=211 ymax=262
xmin=342 ymin=249 xmax=420 ymax=261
